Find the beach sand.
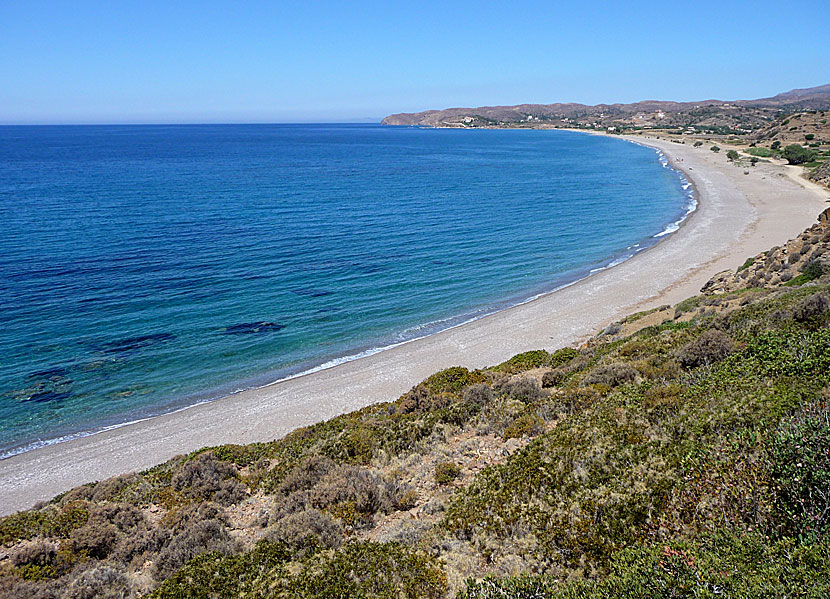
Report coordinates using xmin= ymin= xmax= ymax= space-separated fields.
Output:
xmin=1 ymin=134 xmax=828 ymax=516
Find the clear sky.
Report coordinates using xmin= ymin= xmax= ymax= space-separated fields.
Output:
xmin=2 ymin=0 xmax=828 ymax=124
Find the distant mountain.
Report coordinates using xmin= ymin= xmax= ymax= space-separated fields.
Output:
xmin=381 ymin=84 xmax=830 ymax=132
xmin=746 ymin=84 xmax=830 ymax=109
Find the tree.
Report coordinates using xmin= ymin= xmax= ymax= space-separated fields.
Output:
xmin=727 ymin=149 xmax=740 ymax=161
xmin=771 ymin=140 xmax=781 ymax=150
xmin=805 ymin=133 xmax=815 ymax=141
xmin=693 ymin=141 xmax=703 ymax=147
xmin=750 ymin=156 xmax=759 ymax=166
xmin=782 ymin=144 xmax=816 ymax=165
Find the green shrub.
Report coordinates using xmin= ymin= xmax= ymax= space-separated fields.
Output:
xmin=151 ymin=541 xmax=292 ymax=599
xmin=727 ymin=149 xmax=740 ymax=161
xmin=768 ymin=404 xmax=830 ymax=541
xmin=494 ymin=350 xmax=551 ymax=374
xmin=503 ymin=414 xmax=544 ymax=440
xmin=459 ymin=534 xmax=830 ymax=598
xmin=710 ymin=145 xmax=720 ymax=153
xmin=284 ymin=541 xmax=446 ymax=599
xmin=157 ymin=542 xmax=446 ymax=599
xmin=434 ymin=461 xmax=462 ymax=485
xmin=422 ymin=367 xmax=485 ymax=395
xmin=69 ymin=520 xmax=119 ymax=559
xmin=738 ymin=256 xmax=755 ymax=271
xmin=785 ymin=260 xmax=825 ymax=286
xmin=550 ymin=347 xmax=580 ymax=368
xmin=10 ymin=540 xmax=60 ymax=581
xmin=674 ymin=295 xmax=701 ymax=316
xmin=152 ymin=517 xmax=237 ymax=581
xmin=783 ymin=144 xmax=817 ymax=165
xmin=0 ymin=502 xmax=90 ymax=544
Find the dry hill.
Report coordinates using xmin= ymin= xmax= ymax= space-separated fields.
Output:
xmin=382 ymin=84 xmax=830 ymax=136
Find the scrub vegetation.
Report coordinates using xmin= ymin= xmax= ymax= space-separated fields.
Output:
xmin=2 ymin=216 xmax=830 ymax=598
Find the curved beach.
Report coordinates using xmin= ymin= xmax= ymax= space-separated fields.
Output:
xmin=1 ymin=135 xmax=828 ymax=515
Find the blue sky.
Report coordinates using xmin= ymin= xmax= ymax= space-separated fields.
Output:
xmin=1 ymin=1 xmax=828 ymax=124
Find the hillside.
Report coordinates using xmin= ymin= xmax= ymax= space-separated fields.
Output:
xmin=381 ymin=84 xmax=830 ymax=134
xmin=1 ymin=210 xmax=829 ymax=598
xmin=753 ymin=110 xmax=830 ymax=146
xmin=809 ymin=160 xmax=830 ymax=188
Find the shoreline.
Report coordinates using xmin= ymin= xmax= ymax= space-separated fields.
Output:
xmin=0 ymin=133 xmax=695 ymax=462
xmin=1 ymin=134 xmax=827 ymax=515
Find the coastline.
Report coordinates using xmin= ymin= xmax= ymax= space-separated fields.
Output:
xmin=1 ymin=134 xmax=827 ymax=515
xmin=0 ymin=133 xmax=692 ymax=463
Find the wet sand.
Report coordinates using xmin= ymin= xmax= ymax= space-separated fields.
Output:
xmin=1 ymin=134 xmax=827 ymax=515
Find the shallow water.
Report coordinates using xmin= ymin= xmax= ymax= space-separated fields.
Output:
xmin=0 ymin=124 xmax=691 ymax=457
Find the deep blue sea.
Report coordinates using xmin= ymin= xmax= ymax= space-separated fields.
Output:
xmin=0 ymin=124 xmax=692 ymax=458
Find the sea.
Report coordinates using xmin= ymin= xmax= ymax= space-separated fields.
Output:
xmin=0 ymin=124 xmax=693 ymax=458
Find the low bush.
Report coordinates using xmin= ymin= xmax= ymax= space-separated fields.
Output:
xmin=434 ymin=461 xmax=462 ymax=485
xmin=9 ymin=541 xmax=57 ymax=569
xmin=9 ymin=540 xmax=60 ymax=581
xmin=549 ymin=347 xmax=580 ymax=368
xmin=541 ymin=370 xmax=560 ymax=388
xmin=495 ymin=376 xmax=545 ymax=403
xmin=422 ymin=367 xmax=485 ymax=395
xmin=152 ymin=541 xmax=448 ymax=599
xmin=266 ymin=508 xmax=344 ymax=550
xmin=494 ymin=350 xmax=551 ymax=374
xmin=152 ymin=518 xmax=237 ymax=581
xmin=171 ymin=452 xmax=245 ymax=505
xmin=92 ymin=503 xmax=146 ymax=532
xmin=581 ymin=362 xmax=637 ymax=387
xmin=308 ymin=464 xmax=412 ymax=521
xmin=768 ymin=403 xmax=830 ymax=541
xmin=69 ymin=520 xmax=119 ymax=560
xmin=462 ymin=383 xmax=493 ymax=407
xmin=676 ymin=329 xmax=736 ymax=368
xmin=284 ymin=541 xmax=447 ymax=599
xmin=503 ymin=414 xmax=544 ymax=440
xmin=397 ymin=384 xmax=451 ymax=414
xmin=151 ymin=542 xmax=292 ymax=599
xmin=64 ymin=565 xmax=131 ymax=599
xmin=459 ymin=533 xmax=830 ymax=598
xmin=278 ymin=454 xmax=335 ymax=495
xmin=793 ymin=292 xmax=830 ymax=323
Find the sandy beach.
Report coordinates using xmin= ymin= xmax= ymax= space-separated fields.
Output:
xmin=1 ymin=134 xmax=828 ymax=516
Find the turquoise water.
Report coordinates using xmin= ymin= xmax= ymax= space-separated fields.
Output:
xmin=0 ymin=124 xmax=692 ymax=457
